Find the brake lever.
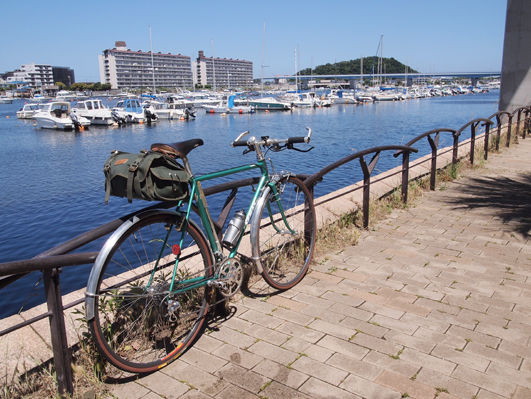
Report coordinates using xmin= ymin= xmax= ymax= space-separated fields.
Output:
xmin=287 ymin=144 xmax=314 ymax=153
xmin=243 ymin=148 xmax=253 ymax=155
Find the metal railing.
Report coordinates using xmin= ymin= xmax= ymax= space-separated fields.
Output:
xmin=0 ymin=105 xmax=529 ymax=396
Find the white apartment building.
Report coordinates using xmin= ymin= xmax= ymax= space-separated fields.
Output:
xmin=192 ymin=51 xmax=253 ymax=88
xmin=7 ymin=63 xmax=54 ymax=88
xmin=98 ymin=41 xmax=193 ymax=89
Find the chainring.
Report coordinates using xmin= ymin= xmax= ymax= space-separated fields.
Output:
xmin=217 ymin=259 xmax=244 ymax=298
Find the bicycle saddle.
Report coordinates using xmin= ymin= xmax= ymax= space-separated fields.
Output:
xmin=151 ymin=138 xmax=204 ymax=159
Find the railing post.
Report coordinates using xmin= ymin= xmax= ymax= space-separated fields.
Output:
xmin=305 ymin=183 xmax=315 ymax=243
xmin=515 ymin=109 xmax=522 ymax=140
xmin=401 ymin=151 xmax=410 ymax=203
xmin=495 ymin=115 xmax=501 ymax=151
xmin=470 ymin=123 xmax=476 ymax=165
xmin=483 ymin=123 xmax=490 ymax=160
xmin=427 ymin=133 xmax=439 ymax=190
xmin=359 ymin=157 xmax=371 ymax=229
xmin=452 ymin=133 xmax=459 ymax=165
xmin=523 ymin=108 xmax=529 ymax=139
xmin=43 ymin=268 xmax=73 ymax=396
xmin=506 ymin=114 xmax=512 ymax=147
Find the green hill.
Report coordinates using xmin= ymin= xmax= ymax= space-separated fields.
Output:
xmin=298 ymin=57 xmax=418 ymax=75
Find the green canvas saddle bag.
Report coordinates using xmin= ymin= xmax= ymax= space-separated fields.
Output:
xmin=104 ymin=150 xmax=190 ymax=203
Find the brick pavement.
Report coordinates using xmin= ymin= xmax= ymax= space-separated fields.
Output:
xmin=106 ymin=138 xmax=529 ymax=398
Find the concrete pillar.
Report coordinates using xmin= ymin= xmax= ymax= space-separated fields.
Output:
xmin=499 ymin=0 xmax=531 ymax=112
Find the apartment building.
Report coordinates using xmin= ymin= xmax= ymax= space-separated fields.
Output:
xmin=98 ymin=41 xmax=193 ymax=89
xmin=192 ymin=51 xmax=253 ymax=88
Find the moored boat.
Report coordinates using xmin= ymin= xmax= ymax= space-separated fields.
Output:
xmin=33 ymin=102 xmax=76 ymax=130
xmin=16 ymin=103 xmax=41 ymax=119
xmin=248 ymin=97 xmax=292 ymax=111
xmin=72 ymin=99 xmax=114 ymax=125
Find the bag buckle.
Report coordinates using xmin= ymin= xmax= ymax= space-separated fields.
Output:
xmin=129 ymin=161 xmax=140 ymax=172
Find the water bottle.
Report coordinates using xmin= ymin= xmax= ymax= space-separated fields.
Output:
xmin=222 ymin=210 xmax=246 ymax=248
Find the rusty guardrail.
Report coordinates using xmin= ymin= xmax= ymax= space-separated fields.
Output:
xmin=0 ymin=104 xmax=529 ymax=396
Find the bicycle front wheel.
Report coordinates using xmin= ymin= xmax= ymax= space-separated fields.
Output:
xmin=253 ymin=176 xmax=316 ymax=290
xmin=87 ymin=212 xmax=213 ymax=373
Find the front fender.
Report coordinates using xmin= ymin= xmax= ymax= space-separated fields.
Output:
xmin=85 ymin=209 xmax=184 ymax=321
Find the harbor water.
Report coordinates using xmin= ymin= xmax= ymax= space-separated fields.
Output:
xmin=0 ymin=92 xmax=499 ymax=318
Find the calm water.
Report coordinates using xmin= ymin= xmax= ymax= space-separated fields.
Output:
xmin=0 ymin=92 xmax=499 ymax=317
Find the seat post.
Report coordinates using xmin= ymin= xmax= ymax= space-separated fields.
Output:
xmin=180 ymin=155 xmax=193 ymax=177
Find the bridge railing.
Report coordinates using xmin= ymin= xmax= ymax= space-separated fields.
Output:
xmin=0 ymin=104 xmax=529 ymax=396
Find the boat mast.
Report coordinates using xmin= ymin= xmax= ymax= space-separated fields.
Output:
xmin=211 ymin=40 xmax=216 ymax=92
xmin=261 ymin=22 xmax=266 ymax=95
xmin=294 ymin=47 xmax=298 ymax=92
xmin=379 ymin=34 xmax=384 ymax=86
xmin=149 ymin=26 xmax=156 ymax=93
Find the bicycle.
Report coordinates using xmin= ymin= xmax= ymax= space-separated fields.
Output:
xmin=85 ymin=128 xmax=317 ymax=373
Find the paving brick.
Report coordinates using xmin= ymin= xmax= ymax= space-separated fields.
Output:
xmin=239 ymin=308 xmax=284 ymax=329
xmin=375 ymin=370 xmax=436 ymax=399
xmin=476 ymin=389 xmax=507 ymax=399
xmin=163 ymin=361 xmax=228 ymax=397
xmin=308 ymin=318 xmax=356 ymax=341
xmin=358 ymin=301 xmax=405 ymax=320
xmin=136 ymin=369 xmax=190 ymax=398
xmin=321 ymin=290 xmax=365 ymax=307
xmin=182 ymin=347 xmax=228 ymax=374
xmin=370 ymin=314 xmax=419 ymax=335
xmin=111 ymin=381 xmax=150 ymax=399
xmin=339 ymin=316 xmax=389 ymax=338
xmin=212 ymin=344 xmax=264 ymax=370
xmin=415 ymin=366 xmax=479 ymax=398
xmin=247 ymin=340 xmax=299 ymax=365
xmin=266 ymin=295 xmax=308 ymax=312
xmin=252 ymin=359 xmax=309 ymax=389
xmin=317 ymin=334 xmax=369 ymax=360
xmin=350 ymin=332 xmax=402 ymax=356
xmin=261 ymin=381 xmax=313 ymax=399
xmin=328 ymin=302 xmax=374 ymax=321
xmin=206 ymin=325 xmax=258 ymax=349
xmin=300 ymin=376 xmax=362 ymax=399
xmin=451 ymin=365 xmax=516 ymax=397
xmin=276 ymin=320 xmax=325 ymax=343
xmin=326 ymin=352 xmax=382 ymax=380
xmin=290 ymin=355 xmax=348 ymax=386
xmin=216 ymin=363 xmax=269 ymax=393
xmin=464 ymin=341 xmax=521 ymax=369
xmin=431 ymin=344 xmax=490 ymax=372
xmin=513 ymin=386 xmax=531 ymax=399
xmin=215 ymin=384 xmax=259 ymax=399
xmin=339 ymin=374 xmax=401 ymax=399
xmin=384 ymin=330 xmax=436 ymax=353
xmin=362 ymin=350 xmax=420 ymax=378
xmin=269 ymin=306 xmax=315 ymax=326
xmin=399 ymin=348 xmax=456 ymax=376
xmin=486 ymin=362 xmax=531 ymax=390
xmin=244 ymin=324 xmax=290 ymax=346
xmin=446 ymin=324 xmax=501 ymax=348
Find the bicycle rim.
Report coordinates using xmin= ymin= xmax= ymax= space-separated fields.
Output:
xmin=89 ymin=213 xmax=213 ymax=373
xmin=256 ymin=176 xmax=316 ymax=290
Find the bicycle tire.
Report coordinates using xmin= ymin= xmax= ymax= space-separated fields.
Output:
xmin=253 ymin=176 xmax=316 ymax=290
xmin=87 ymin=212 xmax=213 ymax=373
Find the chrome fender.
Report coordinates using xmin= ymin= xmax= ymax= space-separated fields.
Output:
xmin=249 ymin=185 xmax=273 ymax=274
xmin=85 ymin=209 xmax=184 ymax=321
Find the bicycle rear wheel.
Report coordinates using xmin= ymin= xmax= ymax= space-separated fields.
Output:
xmin=253 ymin=176 xmax=316 ymax=290
xmin=87 ymin=212 xmax=213 ymax=373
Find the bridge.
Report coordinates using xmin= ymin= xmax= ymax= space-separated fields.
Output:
xmin=267 ymin=72 xmax=501 ymax=81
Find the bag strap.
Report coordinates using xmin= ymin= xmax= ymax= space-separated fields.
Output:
xmin=104 ymin=151 xmax=118 ymax=204
xmin=127 ymin=150 xmax=148 ymax=203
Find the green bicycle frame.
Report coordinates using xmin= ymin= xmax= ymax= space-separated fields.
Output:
xmin=164 ymin=157 xmax=276 ymax=295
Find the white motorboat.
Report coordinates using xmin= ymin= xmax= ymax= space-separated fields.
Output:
xmin=112 ymin=98 xmax=146 ymax=123
xmin=247 ymin=97 xmax=292 ymax=111
xmin=144 ymin=101 xmax=195 ymax=120
xmin=16 ymin=103 xmax=41 ymax=119
xmin=33 ymin=102 xmax=76 ymax=130
xmin=205 ymin=95 xmax=254 ymax=114
xmin=0 ymin=96 xmax=13 ymax=104
xmin=72 ymin=99 xmax=114 ymax=125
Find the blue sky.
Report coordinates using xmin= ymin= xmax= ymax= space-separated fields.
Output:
xmin=1 ymin=0 xmax=507 ymax=82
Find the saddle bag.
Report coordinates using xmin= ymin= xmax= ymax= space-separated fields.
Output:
xmin=104 ymin=150 xmax=190 ymax=203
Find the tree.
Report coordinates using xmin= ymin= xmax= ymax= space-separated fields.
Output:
xmin=55 ymin=82 xmax=66 ymax=89
xmin=298 ymin=57 xmax=418 ymax=76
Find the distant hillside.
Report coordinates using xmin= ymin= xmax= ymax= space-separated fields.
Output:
xmin=298 ymin=57 xmax=418 ymax=75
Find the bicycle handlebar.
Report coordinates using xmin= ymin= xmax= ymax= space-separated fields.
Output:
xmin=231 ymin=127 xmax=312 ymax=149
